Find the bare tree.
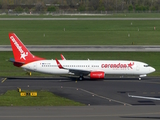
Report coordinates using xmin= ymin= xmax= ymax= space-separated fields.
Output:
xmin=2 ymin=0 xmax=8 ymax=9
xmin=0 ymin=0 xmax=159 ymax=12
xmin=89 ymin=0 xmax=99 ymax=10
xmin=35 ymin=0 xmax=45 ymax=11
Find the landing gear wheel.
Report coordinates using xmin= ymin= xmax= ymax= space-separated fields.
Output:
xmin=79 ymin=76 xmax=84 ymax=81
xmin=139 ymin=77 xmax=141 ymax=80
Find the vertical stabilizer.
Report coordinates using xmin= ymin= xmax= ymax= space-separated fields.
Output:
xmin=9 ymin=33 xmax=44 ymax=65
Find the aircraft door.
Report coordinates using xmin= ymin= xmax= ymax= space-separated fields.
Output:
xmin=33 ymin=63 xmax=37 ymax=71
xmin=136 ymin=63 xmax=140 ymax=71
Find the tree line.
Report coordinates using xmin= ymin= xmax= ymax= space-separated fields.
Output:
xmin=0 ymin=0 xmax=160 ymax=12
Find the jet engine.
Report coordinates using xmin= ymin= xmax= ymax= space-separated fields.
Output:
xmin=90 ymin=71 xmax=105 ymax=79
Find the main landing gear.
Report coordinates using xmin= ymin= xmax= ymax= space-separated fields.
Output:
xmin=79 ymin=76 xmax=84 ymax=81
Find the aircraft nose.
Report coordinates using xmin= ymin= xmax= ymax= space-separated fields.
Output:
xmin=150 ymin=67 xmax=155 ymax=73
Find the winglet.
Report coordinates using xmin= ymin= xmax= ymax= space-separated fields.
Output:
xmin=55 ymin=58 xmax=63 ymax=69
xmin=60 ymin=54 xmax=66 ymax=60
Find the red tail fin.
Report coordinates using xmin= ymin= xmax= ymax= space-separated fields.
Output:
xmin=9 ymin=33 xmax=45 ymax=64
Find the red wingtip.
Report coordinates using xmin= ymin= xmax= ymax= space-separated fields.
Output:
xmin=55 ymin=58 xmax=63 ymax=69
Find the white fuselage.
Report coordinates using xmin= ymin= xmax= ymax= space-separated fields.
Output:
xmin=21 ymin=60 xmax=155 ymax=76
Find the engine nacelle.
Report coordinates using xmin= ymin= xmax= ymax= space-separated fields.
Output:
xmin=90 ymin=71 xmax=105 ymax=79
xmin=139 ymin=74 xmax=147 ymax=77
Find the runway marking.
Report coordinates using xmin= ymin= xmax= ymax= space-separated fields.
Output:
xmin=79 ymin=88 xmax=132 ymax=106
xmin=1 ymin=78 xmax=7 ymax=83
xmin=61 ymin=86 xmax=132 ymax=106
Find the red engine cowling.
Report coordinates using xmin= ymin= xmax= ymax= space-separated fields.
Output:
xmin=90 ymin=71 xmax=105 ymax=79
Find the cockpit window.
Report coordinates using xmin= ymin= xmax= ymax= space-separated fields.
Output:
xmin=144 ymin=64 xmax=149 ymax=67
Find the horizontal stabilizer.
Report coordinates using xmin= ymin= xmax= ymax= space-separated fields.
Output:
xmin=9 ymin=58 xmax=25 ymax=67
xmin=9 ymin=58 xmax=24 ymax=64
xmin=9 ymin=58 xmax=15 ymax=62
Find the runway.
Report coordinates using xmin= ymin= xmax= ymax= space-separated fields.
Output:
xmin=1 ymin=45 xmax=160 ymax=51
xmin=0 ymin=106 xmax=160 ymax=120
xmin=0 ymin=77 xmax=160 ymax=120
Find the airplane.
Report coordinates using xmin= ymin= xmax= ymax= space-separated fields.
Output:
xmin=128 ymin=94 xmax=160 ymax=101
xmin=9 ymin=33 xmax=155 ymax=80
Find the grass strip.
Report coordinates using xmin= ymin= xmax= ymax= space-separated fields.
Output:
xmin=0 ymin=20 xmax=160 ymax=45
xmin=0 ymin=90 xmax=84 ymax=106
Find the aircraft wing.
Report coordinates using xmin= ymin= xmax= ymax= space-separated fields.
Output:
xmin=128 ymin=94 xmax=160 ymax=101
xmin=67 ymin=68 xmax=90 ymax=76
xmin=55 ymin=58 xmax=90 ymax=75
